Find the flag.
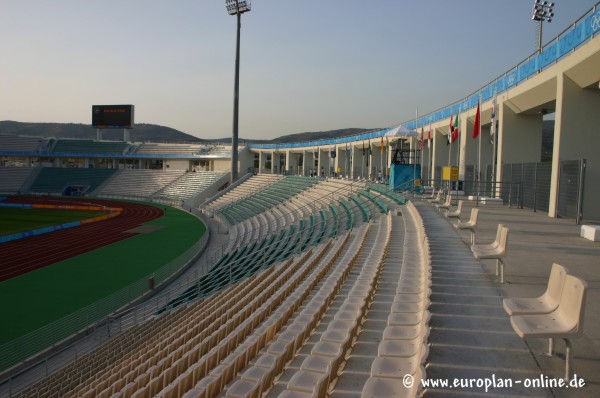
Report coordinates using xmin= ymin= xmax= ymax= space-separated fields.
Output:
xmin=490 ymin=90 xmax=497 ymax=137
xmin=380 ymin=136 xmax=384 ymax=154
xmin=472 ymin=101 xmax=481 ymax=139
xmin=368 ymin=141 xmax=372 ymax=156
xmin=420 ymin=128 xmax=424 ymax=150
xmin=428 ymin=129 xmax=431 ymax=149
xmin=362 ymin=141 xmax=365 ymax=156
xmin=447 ymin=115 xmax=453 ymax=145
xmin=452 ymin=113 xmax=459 ymax=143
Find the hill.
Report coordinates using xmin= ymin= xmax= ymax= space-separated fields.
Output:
xmin=0 ymin=121 xmax=377 ymax=145
xmin=0 ymin=121 xmax=203 ymax=143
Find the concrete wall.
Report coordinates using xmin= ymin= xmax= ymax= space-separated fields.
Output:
xmin=551 ymin=73 xmax=600 ymax=220
xmin=164 ymin=159 xmax=189 ymax=171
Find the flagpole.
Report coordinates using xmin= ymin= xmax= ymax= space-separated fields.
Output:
xmin=448 ymin=115 xmax=452 ymax=169
xmin=414 ymin=106 xmax=418 ymax=191
xmin=428 ymin=120 xmax=432 ymax=185
xmin=491 ymin=87 xmax=498 ymax=197
xmin=456 ymin=110 xmax=461 ymax=192
xmin=477 ymin=96 xmax=483 ymax=184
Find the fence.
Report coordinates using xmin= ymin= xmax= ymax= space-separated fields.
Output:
xmin=557 ymin=159 xmax=586 ymax=224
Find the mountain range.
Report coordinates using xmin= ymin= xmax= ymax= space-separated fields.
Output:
xmin=0 ymin=121 xmax=376 ymax=145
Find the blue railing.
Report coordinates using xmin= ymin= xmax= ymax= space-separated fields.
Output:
xmin=250 ymin=2 xmax=600 ymax=150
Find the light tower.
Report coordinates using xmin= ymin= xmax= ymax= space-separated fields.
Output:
xmin=532 ymin=0 xmax=555 ymax=53
xmin=225 ymin=0 xmax=251 ymax=184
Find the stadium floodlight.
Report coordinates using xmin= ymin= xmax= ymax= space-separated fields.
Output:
xmin=226 ymin=0 xmax=251 ymax=184
xmin=532 ymin=0 xmax=555 ymax=53
xmin=226 ymin=0 xmax=251 ymax=15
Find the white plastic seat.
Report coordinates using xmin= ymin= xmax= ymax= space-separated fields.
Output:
xmin=434 ymin=194 xmax=452 ymax=212
xmin=445 ymin=199 xmax=463 ymax=219
xmin=503 ymin=263 xmax=568 ymax=315
xmin=510 ymin=275 xmax=587 ymax=381
xmin=471 ymin=223 xmax=503 ymax=255
xmin=473 ymin=226 xmax=509 ymax=283
xmin=454 ymin=208 xmax=479 ymax=244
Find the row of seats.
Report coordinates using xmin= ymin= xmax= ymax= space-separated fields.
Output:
xmin=0 ymin=134 xmax=44 ymax=152
xmin=134 ymin=143 xmax=219 ymax=155
xmin=12 ymin=175 xmax=404 ymax=398
xmin=281 ymin=216 xmax=391 ymax=396
xmin=51 ymin=140 xmax=129 ymax=154
xmin=0 ymin=167 xmax=35 ymax=193
xmin=218 ymin=177 xmax=394 ymax=264
xmin=97 ymin=169 xmax=186 ymax=198
xmin=217 ymin=177 xmax=320 ymax=225
xmin=19 ymin=232 xmax=342 ymax=398
xmin=427 ymin=191 xmax=588 ymax=383
xmin=29 ymin=167 xmax=117 ymax=193
xmin=153 ymin=171 xmax=228 ymax=202
xmin=362 ymin=202 xmax=432 ymax=397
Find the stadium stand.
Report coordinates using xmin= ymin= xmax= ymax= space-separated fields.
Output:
xmin=0 ymin=134 xmax=44 ymax=152
xmin=97 ymin=169 xmax=186 ymax=199
xmin=28 ymin=168 xmax=117 ymax=194
xmin=135 ymin=143 xmax=208 ymax=155
xmin=51 ymin=139 xmax=129 ymax=154
xmin=205 ymin=174 xmax=283 ymax=214
xmin=0 ymin=167 xmax=35 ymax=194
xmin=154 ymin=171 xmax=229 ymax=203
xmin=6 ymin=167 xmax=414 ymax=398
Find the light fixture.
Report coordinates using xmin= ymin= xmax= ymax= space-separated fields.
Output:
xmin=532 ymin=1 xmax=555 ymax=53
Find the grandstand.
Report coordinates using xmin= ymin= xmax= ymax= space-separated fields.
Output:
xmin=154 ymin=171 xmax=229 ymax=205
xmin=0 ymin=168 xmax=35 ymax=194
xmin=135 ymin=143 xmax=208 ymax=155
xmin=8 ymin=172 xmax=411 ymax=398
xmin=51 ymin=139 xmax=129 ymax=155
xmin=96 ymin=169 xmax=186 ymax=199
xmin=28 ymin=168 xmax=117 ymax=195
xmin=0 ymin=135 xmax=44 ymax=153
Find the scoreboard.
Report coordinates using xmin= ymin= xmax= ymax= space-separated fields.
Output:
xmin=92 ymin=105 xmax=134 ymax=129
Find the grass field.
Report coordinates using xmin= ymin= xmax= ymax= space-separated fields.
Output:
xmin=0 ymin=207 xmax=108 ymax=236
xmin=0 ymin=202 xmax=205 ymax=344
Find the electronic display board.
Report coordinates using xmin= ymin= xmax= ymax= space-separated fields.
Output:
xmin=92 ymin=105 xmax=134 ymax=129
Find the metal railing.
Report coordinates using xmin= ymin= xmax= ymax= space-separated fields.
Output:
xmin=419 ymin=179 xmax=523 ymax=208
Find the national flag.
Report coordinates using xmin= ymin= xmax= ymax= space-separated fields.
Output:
xmin=447 ymin=115 xmax=453 ymax=145
xmin=452 ymin=113 xmax=459 ymax=143
xmin=428 ymin=129 xmax=431 ymax=149
xmin=420 ymin=128 xmax=424 ymax=150
xmin=472 ymin=101 xmax=481 ymax=139
xmin=368 ymin=141 xmax=372 ymax=156
xmin=380 ymin=136 xmax=384 ymax=154
xmin=490 ymin=90 xmax=497 ymax=137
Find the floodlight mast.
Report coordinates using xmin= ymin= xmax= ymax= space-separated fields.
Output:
xmin=226 ymin=0 xmax=251 ymax=184
xmin=532 ymin=0 xmax=555 ymax=53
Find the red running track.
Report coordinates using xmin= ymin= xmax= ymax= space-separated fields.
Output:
xmin=0 ymin=197 xmax=163 ymax=282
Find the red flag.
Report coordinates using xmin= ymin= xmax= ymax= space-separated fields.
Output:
xmin=472 ymin=101 xmax=481 ymax=139
xmin=427 ymin=129 xmax=431 ymax=149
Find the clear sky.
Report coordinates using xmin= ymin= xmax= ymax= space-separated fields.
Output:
xmin=0 ymin=1 xmax=597 ymax=140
